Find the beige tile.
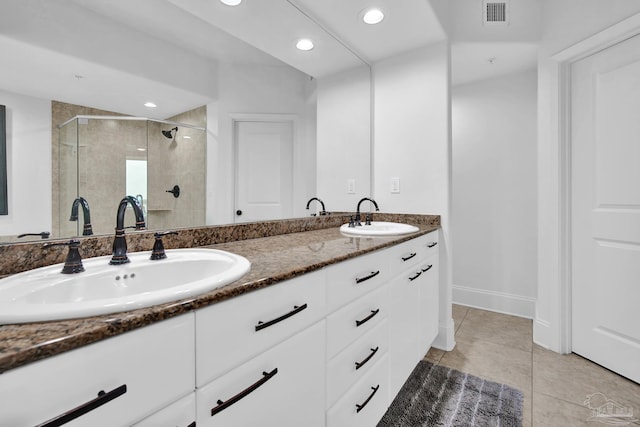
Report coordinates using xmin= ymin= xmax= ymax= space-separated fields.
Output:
xmin=532 ymin=392 xmax=605 ymax=426
xmin=424 ymin=346 xmax=445 ymax=364
xmin=455 ymin=307 xmax=533 ymax=352
xmin=439 ymin=338 xmax=532 ymax=394
xmin=533 ymin=345 xmax=640 ymax=412
xmin=452 ymin=304 xmax=469 ymax=333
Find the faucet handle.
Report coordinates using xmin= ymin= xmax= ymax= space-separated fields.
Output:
xmin=151 ymin=231 xmax=179 ymax=260
xmin=365 ymin=213 xmax=372 ymax=226
xmin=43 ymin=239 xmax=84 ymax=274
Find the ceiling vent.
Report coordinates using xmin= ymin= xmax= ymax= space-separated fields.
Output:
xmin=483 ymin=0 xmax=509 ymax=26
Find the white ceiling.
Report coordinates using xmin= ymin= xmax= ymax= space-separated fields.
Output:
xmin=0 ymin=0 xmax=539 ymax=118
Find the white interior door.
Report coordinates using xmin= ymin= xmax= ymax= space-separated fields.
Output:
xmin=234 ymin=120 xmax=293 ymax=223
xmin=571 ymin=34 xmax=640 ymax=383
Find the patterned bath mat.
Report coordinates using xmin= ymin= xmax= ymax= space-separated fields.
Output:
xmin=378 ymin=361 xmax=523 ymax=427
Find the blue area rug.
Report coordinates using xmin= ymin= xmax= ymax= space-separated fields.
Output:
xmin=378 ymin=361 xmax=523 ymax=427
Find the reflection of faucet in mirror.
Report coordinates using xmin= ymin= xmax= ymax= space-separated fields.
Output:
xmin=17 ymin=231 xmax=50 ymax=239
xmin=306 ymin=197 xmax=328 ymax=216
xmin=110 ymin=196 xmax=146 ymax=265
xmin=355 ymin=197 xmax=379 ymax=226
xmin=69 ymin=196 xmax=93 ymax=236
xmin=135 ymin=194 xmax=146 ymax=216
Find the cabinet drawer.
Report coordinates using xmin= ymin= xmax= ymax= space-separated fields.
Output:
xmin=326 ymin=354 xmax=389 ymax=427
xmin=385 ymin=235 xmax=429 ymax=272
xmin=196 ymin=269 xmax=326 ymax=386
xmin=326 ymin=248 xmax=390 ymax=312
xmin=133 ymin=392 xmax=196 ymax=427
xmin=196 ymin=321 xmax=326 ymax=427
xmin=421 ymin=230 xmax=439 ymax=259
xmin=326 ymin=284 xmax=389 ymax=358
xmin=327 ymin=319 xmax=388 ymax=408
xmin=418 ymin=252 xmax=440 ymax=352
xmin=0 ymin=314 xmax=195 ymax=427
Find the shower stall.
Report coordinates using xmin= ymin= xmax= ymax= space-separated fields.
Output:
xmin=57 ymin=114 xmax=206 ymax=237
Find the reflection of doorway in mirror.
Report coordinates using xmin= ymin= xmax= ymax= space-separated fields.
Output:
xmin=126 ymin=160 xmax=147 ymax=217
xmin=234 ymin=119 xmax=293 ymax=223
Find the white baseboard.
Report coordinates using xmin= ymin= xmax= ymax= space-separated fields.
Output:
xmin=452 ymin=284 xmax=536 ymax=319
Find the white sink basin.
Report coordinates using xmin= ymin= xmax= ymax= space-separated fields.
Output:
xmin=340 ymin=221 xmax=419 ymax=236
xmin=0 ymin=248 xmax=250 ymax=324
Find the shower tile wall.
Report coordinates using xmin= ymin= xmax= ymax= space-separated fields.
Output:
xmin=147 ymin=106 xmax=206 ymax=230
xmin=52 ymin=101 xmax=206 ymax=238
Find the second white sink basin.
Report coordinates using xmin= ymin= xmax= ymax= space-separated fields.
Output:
xmin=0 ymin=248 xmax=250 ymax=324
xmin=340 ymin=221 xmax=419 ymax=236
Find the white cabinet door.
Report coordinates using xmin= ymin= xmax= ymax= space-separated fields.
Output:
xmin=197 ymin=321 xmax=326 ymax=427
xmin=133 ymin=393 xmax=196 ymax=427
xmin=196 ymin=269 xmax=326 ymax=386
xmin=0 ymin=314 xmax=195 ymax=427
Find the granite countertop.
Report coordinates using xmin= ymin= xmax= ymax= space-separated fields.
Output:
xmin=0 ymin=215 xmax=439 ymax=374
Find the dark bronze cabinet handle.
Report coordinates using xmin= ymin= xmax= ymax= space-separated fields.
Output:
xmin=255 ymin=304 xmax=308 ymax=331
xmin=211 ymin=368 xmax=278 ymax=416
xmin=356 ymin=385 xmax=380 ymax=413
xmin=355 ymin=270 xmax=380 ymax=284
xmin=356 ymin=309 xmax=380 ymax=327
xmin=187 ymin=423 xmax=196 ymax=427
xmin=355 ymin=347 xmax=379 ymax=370
xmin=401 ymin=252 xmax=417 ymax=261
xmin=409 ymin=271 xmax=422 ymax=281
xmin=422 ymin=264 xmax=433 ymax=272
xmin=427 ymin=242 xmax=438 ymax=248
xmin=38 ymin=384 xmax=127 ymax=427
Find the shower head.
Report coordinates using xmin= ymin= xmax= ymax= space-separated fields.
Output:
xmin=162 ymin=127 xmax=178 ymax=139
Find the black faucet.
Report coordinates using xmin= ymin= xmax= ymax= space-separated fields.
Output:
xmin=355 ymin=197 xmax=379 ymax=225
xmin=306 ymin=197 xmax=327 ymax=216
xmin=110 ymin=196 xmax=146 ymax=265
xmin=70 ymin=197 xmax=93 ymax=236
xmin=43 ymin=239 xmax=84 ymax=274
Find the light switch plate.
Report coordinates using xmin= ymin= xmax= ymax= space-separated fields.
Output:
xmin=347 ymin=179 xmax=356 ymax=194
xmin=391 ymin=177 xmax=400 ymax=193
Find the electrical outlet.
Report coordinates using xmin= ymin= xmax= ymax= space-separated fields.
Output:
xmin=391 ymin=177 xmax=400 ymax=193
xmin=347 ymin=179 xmax=356 ymax=194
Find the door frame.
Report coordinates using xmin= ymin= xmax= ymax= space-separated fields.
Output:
xmin=229 ymin=113 xmax=298 ymax=223
xmin=544 ymin=13 xmax=640 ymax=353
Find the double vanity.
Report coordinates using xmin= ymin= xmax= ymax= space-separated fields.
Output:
xmin=0 ymin=213 xmax=440 ymax=426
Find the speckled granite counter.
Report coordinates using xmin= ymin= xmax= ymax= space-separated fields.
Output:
xmin=0 ymin=213 xmax=439 ymax=374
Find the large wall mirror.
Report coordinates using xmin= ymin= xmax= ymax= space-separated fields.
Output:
xmin=0 ymin=0 xmax=371 ymax=243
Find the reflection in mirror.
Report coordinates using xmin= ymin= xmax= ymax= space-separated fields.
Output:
xmin=0 ymin=0 xmax=371 ymax=243
xmin=56 ymin=107 xmax=206 ymax=237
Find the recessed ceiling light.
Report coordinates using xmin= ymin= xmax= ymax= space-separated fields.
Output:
xmin=219 ymin=0 xmax=242 ymax=5
xmin=183 ymin=135 xmax=192 ymax=139
xmin=296 ymin=39 xmax=314 ymax=51
xmin=363 ymin=8 xmax=384 ymax=25
xmin=144 ymin=102 xmax=157 ymax=108
xmin=137 ymin=148 xmax=147 ymax=152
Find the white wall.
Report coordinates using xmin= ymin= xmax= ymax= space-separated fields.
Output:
xmin=536 ymin=2 xmax=640 ymax=352
xmin=316 ymin=65 xmax=371 ymax=213
xmin=0 ymin=90 xmax=51 ymax=238
xmin=207 ymin=62 xmax=316 ymax=225
xmin=452 ymin=69 xmax=537 ymax=317
xmin=373 ymin=42 xmax=454 ymax=350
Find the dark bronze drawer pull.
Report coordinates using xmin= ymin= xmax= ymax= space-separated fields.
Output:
xmin=211 ymin=368 xmax=278 ymax=416
xmin=427 ymin=242 xmax=438 ymax=248
xmin=38 ymin=384 xmax=127 ymax=427
xmin=255 ymin=304 xmax=308 ymax=331
xmin=356 ymin=385 xmax=380 ymax=413
xmin=409 ymin=271 xmax=422 ymax=281
xmin=355 ymin=270 xmax=380 ymax=284
xmin=187 ymin=423 xmax=196 ymax=427
xmin=356 ymin=309 xmax=380 ymax=327
xmin=422 ymin=264 xmax=433 ymax=272
xmin=355 ymin=346 xmax=379 ymax=370
xmin=401 ymin=252 xmax=417 ymax=261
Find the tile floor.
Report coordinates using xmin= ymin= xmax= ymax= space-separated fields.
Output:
xmin=425 ymin=305 xmax=640 ymax=427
